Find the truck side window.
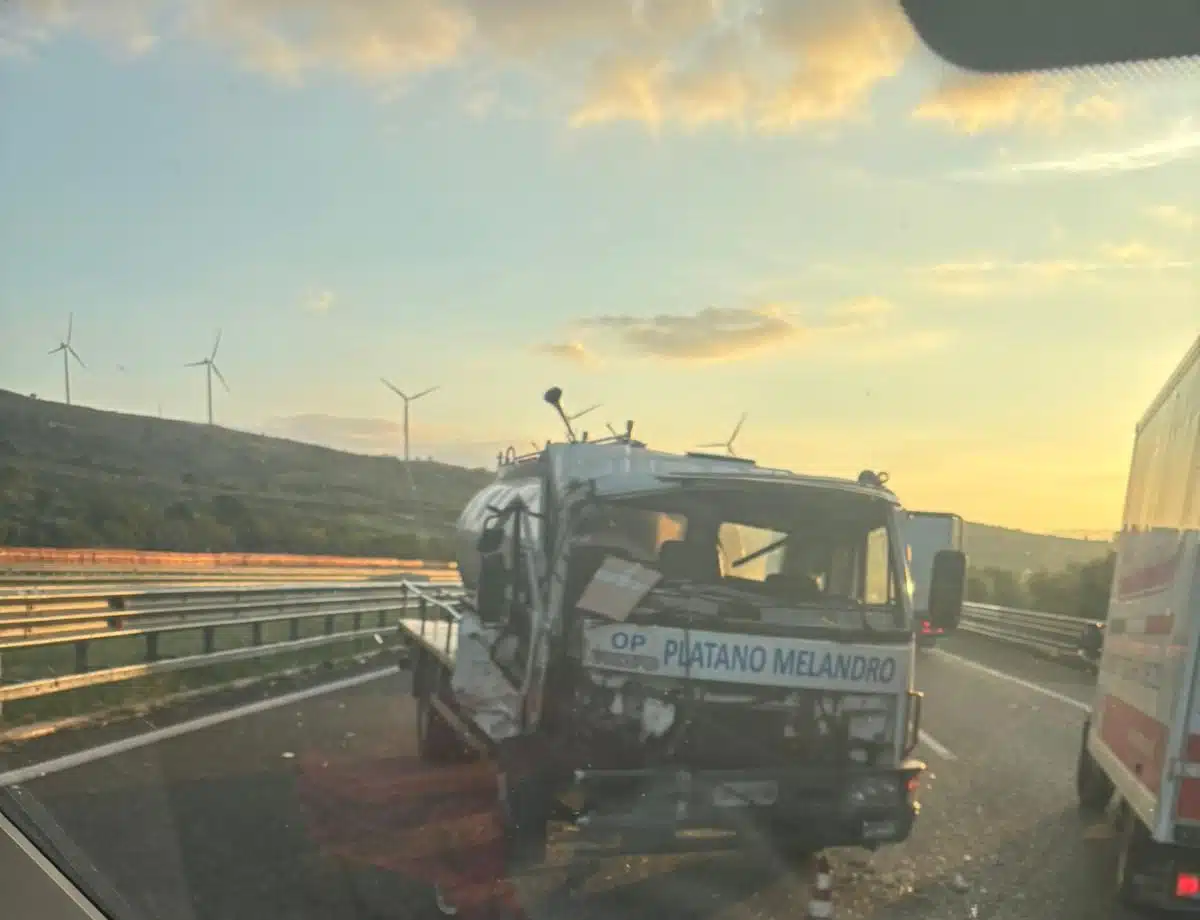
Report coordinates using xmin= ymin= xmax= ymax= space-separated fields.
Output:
xmin=864 ymin=525 xmax=892 ymax=605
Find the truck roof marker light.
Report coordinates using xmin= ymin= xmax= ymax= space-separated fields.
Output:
xmin=1176 ymin=873 xmax=1200 ymax=898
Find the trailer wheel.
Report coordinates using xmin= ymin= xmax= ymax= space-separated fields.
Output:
xmin=1075 ymin=721 xmax=1114 ymax=813
xmin=1115 ymin=806 xmax=1154 ymax=908
xmin=416 ymin=664 xmax=466 ymax=764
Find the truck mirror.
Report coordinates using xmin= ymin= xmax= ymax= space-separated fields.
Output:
xmin=477 ymin=526 xmax=505 ymax=555
xmin=928 ymin=549 xmax=966 ymax=631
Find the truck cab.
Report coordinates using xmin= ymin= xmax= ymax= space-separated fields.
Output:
xmin=405 ymin=416 xmax=968 ymax=871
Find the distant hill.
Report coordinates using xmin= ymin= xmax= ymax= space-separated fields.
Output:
xmin=0 ymin=389 xmax=1113 ymax=573
xmin=0 ymin=390 xmax=492 ymax=557
xmin=963 ymin=522 xmax=1112 ymax=574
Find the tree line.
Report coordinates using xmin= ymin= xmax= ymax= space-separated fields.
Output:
xmin=966 ymin=552 xmax=1116 ymax=620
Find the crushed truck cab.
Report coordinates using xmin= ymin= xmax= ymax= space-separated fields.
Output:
xmin=401 ymin=394 xmax=966 ymax=867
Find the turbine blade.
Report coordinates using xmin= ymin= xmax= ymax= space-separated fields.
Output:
xmin=66 ymin=313 xmax=74 ymax=343
xmin=49 ymin=345 xmax=65 ymax=355
xmin=730 ymin=412 xmax=747 ymax=441
xmin=411 ymin=385 xmax=439 ymax=401
xmin=211 ymin=330 xmax=222 ymax=361
xmin=380 ymin=378 xmax=406 ymax=399
xmin=68 ymin=346 xmax=86 ymax=368
xmin=698 ymin=441 xmax=724 ymax=449
xmin=185 ymin=360 xmax=207 ymax=367
xmin=212 ymin=364 xmax=230 ymax=392
xmin=570 ymin=402 xmax=601 ymax=420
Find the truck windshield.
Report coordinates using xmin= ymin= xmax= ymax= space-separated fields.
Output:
xmin=577 ymin=485 xmax=907 ymax=629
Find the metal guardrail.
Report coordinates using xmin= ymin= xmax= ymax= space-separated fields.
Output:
xmin=0 ymin=579 xmax=464 ymax=705
xmin=959 ymin=601 xmax=1103 ymax=668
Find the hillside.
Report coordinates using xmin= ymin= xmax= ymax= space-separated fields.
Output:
xmin=963 ymin=522 xmax=1112 ymax=574
xmin=0 ymin=389 xmax=492 ymax=558
xmin=0 ymin=389 xmax=1113 ymax=573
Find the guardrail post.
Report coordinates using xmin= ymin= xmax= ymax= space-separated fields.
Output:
xmin=203 ymin=626 xmax=215 ymax=655
xmin=146 ymin=632 xmax=159 ymax=663
xmin=74 ymin=641 xmax=88 ymax=674
xmin=352 ymin=610 xmax=362 ymax=631
xmin=418 ymin=595 xmax=428 ymax=640
xmin=251 ymin=622 xmax=262 ymax=646
xmin=324 ymin=614 xmax=334 ymax=636
xmin=289 ymin=618 xmax=300 ymax=641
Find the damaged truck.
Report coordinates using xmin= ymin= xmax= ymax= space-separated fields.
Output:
xmin=402 ymin=389 xmax=967 ymax=870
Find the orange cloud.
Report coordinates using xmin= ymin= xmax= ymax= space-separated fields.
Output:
xmin=913 ymin=74 xmax=1120 ymax=135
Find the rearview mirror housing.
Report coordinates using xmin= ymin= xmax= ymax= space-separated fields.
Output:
xmin=927 ymin=550 xmax=967 ymax=631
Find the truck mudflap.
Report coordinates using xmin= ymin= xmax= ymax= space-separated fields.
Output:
xmin=559 ymin=762 xmax=925 ymax=854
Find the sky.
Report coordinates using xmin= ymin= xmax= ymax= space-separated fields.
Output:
xmin=0 ymin=0 xmax=1198 ymax=537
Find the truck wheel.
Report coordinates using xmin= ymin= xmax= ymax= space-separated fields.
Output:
xmin=1115 ymin=807 xmax=1154 ymax=907
xmin=500 ymin=772 xmax=550 ymax=871
xmin=1076 ymin=722 xmax=1114 ymax=813
xmin=416 ymin=665 xmax=465 ymax=764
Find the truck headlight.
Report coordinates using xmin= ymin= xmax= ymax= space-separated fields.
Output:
xmin=845 ymin=776 xmax=901 ymax=807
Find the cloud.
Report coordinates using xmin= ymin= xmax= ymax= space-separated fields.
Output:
xmin=3 ymin=0 xmax=158 ymax=57
xmin=1099 ymin=241 xmax=1169 ymax=264
xmin=260 ymin=413 xmax=525 ymax=466
xmin=755 ymin=0 xmax=913 ymax=130
xmin=557 ymin=297 xmax=920 ymax=363
xmin=263 ymin=413 xmax=402 ymax=453
xmin=578 ymin=304 xmax=800 ymax=361
xmin=913 ymin=74 xmax=1121 ymax=135
xmin=914 ymin=247 xmax=1193 ymax=296
xmin=569 ymin=0 xmax=914 ymax=133
xmin=969 ymin=118 xmax=1200 ymax=179
xmin=1147 ymin=204 xmax=1196 ymax=231
xmin=533 ymin=340 xmax=598 ymax=365
xmin=186 ymin=0 xmax=473 ymax=84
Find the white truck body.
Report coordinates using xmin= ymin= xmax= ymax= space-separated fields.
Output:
xmin=904 ymin=512 xmax=965 ymax=616
xmin=1086 ymin=333 xmax=1200 ymax=850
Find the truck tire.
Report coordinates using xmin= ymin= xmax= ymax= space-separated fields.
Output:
xmin=1076 ymin=721 xmax=1114 ymax=813
xmin=1116 ymin=806 xmax=1154 ymax=908
xmin=499 ymin=771 xmax=550 ymax=871
xmin=416 ymin=663 xmax=465 ymax=764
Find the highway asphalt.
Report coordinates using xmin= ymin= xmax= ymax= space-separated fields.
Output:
xmin=0 ymin=634 xmax=1143 ymax=920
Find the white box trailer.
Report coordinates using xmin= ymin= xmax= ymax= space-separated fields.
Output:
xmin=1076 ymin=332 xmax=1200 ymax=909
xmin=904 ymin=512 xmax=964 ymax=649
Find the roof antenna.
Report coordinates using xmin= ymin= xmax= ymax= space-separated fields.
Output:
xmin=698 ymin=412 xmax=747 ymax=457
xmin=544 ymin=387 xmax=577 ymax=443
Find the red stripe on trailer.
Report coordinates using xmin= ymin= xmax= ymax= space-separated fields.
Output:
xmin=1178 ymin=778 xmax=1200 ymax=822
xmin=1146 ymin=614 xmax=1177 ymax=635
xmin=1098 ymin=693 xmax=1168 ymax=794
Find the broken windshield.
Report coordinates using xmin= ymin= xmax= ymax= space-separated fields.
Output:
xmin=570 ymin=482 xmax=909 ymax=630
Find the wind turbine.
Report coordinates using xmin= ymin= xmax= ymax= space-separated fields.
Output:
xmin=699 ymin=412 xmax=748 ymax=457
xmin=380 ymin=379 xmax=439 ymax=462
xmin=186 ymin=331 xmax=229 ymax=426
xmin=48 ymin=313 xmax=85 ymax=406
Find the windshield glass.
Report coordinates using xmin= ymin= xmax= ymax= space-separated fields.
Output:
xmin=0 ymin=3 xmax=1195 ymax=920
xmin=577 ymin=485 xmax=907 ymax=628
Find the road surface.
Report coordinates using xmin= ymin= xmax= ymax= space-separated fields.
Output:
xmin=0 ymin=633 xmax=1136 ymax=920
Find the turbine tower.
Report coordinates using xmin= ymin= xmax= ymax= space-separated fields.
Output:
xmin=186 ymin=331 xmax=229 ymax=426
xmin=699 ymin=412 xmax=748 ymax=457
xmin=381 ymin=379 xmax=439 ymax=462
xmin=48 ymin=313 xmax=85 ymax=406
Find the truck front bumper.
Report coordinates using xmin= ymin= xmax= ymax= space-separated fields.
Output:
xmin=560 ymin=761 xmax=925 ymax=854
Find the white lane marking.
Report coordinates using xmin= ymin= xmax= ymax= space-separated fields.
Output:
xmin=917 ymin=729 xmax=956 ymax=761
xmin=931 ymin=649 xmax=1090 ymax=712
xmin=0 ymin=666 xmax=399 ymax=787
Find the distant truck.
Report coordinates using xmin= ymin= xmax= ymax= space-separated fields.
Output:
xmin=401 ymin=389 xmax=968 ymax=879
xmin=904 ymin=511 xmax=965 ymax=649
xmin=1075 ymin=332 xmax=1200 ymax=910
